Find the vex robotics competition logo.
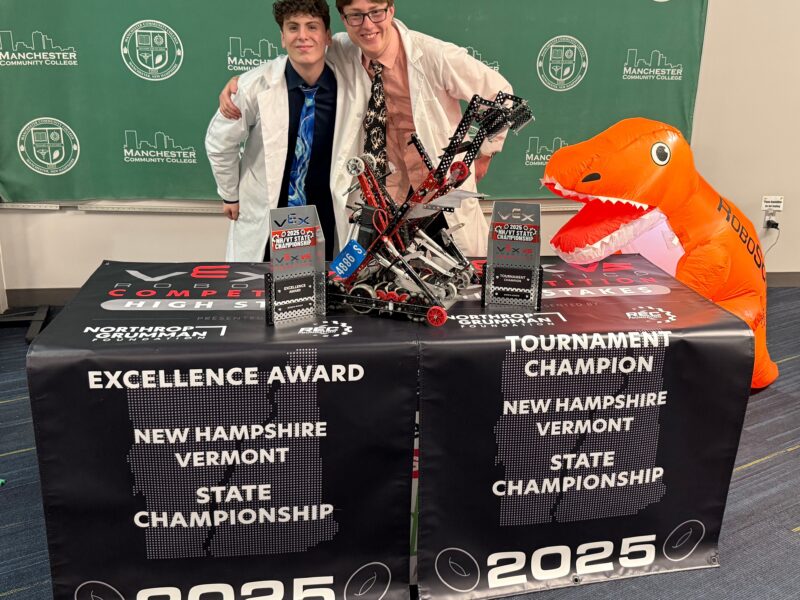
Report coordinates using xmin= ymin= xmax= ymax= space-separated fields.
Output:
xmin=17 ymin=117 xmax=79 ymax=176
xmin=121 ymin=20 xmax=183 ymax=80
xmin=537 ymin=35 xmax=588 ymax=91
xmin=0 ymin=30 xmax=78 ymax=67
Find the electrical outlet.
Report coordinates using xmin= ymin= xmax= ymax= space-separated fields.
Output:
xmin=763 ymin=212 xmax=778 ymax=229
xmin=761 ymin=195 xmax=784 ymax=212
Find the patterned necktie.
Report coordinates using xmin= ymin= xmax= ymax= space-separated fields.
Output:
xmin=288 ymin=85 xmax=318 ymax=207
xmin=363 ymin=60 xmax=388 ymax=173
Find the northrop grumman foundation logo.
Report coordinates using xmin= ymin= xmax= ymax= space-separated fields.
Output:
xmin=121 ymin=20 xmax=183 ymax=80
xmin=123 ymin=130 xmax=197 ymax=164
xmin=227 ymin=36 xmax=282 ymax=72
xmin=626 ymin=306 xmax=676 ymax=324
xmin=449 ymin=313 xmax=564 ymax=329
xmin=17 ymin=117 xmax=80 ymax=176
xmin=537 ymin=35 xmax=588 ymax=91
xmin=465 ymin=46 xmax=499 ymax=71
xmin=524 ymin=136 xmax=568 ymax=167
xmin=623 ymin=49 xmax=683 ymax=81
xmin=0 ymin=30 xmax=78 ymax=67
xmin=83 ymin=325 xmax=227 ymax=343
xmin=298 ymin=320 xmax=353 ymax=338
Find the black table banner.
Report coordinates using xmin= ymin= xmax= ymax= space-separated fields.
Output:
xmin=417 ymin=256 xmax=753 ymax=598
xmin=28 ymin=262 xmax=418 ymax=600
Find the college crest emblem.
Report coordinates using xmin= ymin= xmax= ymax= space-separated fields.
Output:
xmin=121 ymin=20 xmax=183 ymax=80
xmin=537 ymin=35 xmax=589 ymax=92
xmin=18 ymin=117 xmax=80 ymax=176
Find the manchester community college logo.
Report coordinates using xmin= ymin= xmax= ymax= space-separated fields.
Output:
xmin=537 ymin=35 xmax=588 ymax=91
xmin=465 ymin=46 xmax=499 ymax=71
xmin=0 ymin=30 xmax=78 ymax=67
xmin=123 ymin=130 xmax=197 ymax=164
xmin=227 ymin=36 xmax=282 ymax=72
xmin=121 ymin=20 xmax=183 ymax=80
xmin=525 ymin=136 xmax=568 ymax=167
xmin=623 ymin=49 xmax=683 ymax=81
xmin=17 ymin=117 xmax=79 ymax=176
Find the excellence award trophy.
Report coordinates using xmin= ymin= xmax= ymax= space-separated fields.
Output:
xmin=265 ymin=206 xmax=327 ymax=325
xmin=483 ymin=201 xmax=543 ymax=310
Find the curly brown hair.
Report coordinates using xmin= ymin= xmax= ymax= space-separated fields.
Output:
xmin=273 ymin=0 xmax=331 ymax=30
xmin=335 ymin=0 xmax=395 ymax=14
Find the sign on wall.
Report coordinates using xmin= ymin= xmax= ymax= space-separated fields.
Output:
xmin=0 ymin=0 xmax=707 ymax=202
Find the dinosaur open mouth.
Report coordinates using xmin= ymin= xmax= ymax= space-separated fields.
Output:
xmin=544 ymin=177 xmax=658 ymax=264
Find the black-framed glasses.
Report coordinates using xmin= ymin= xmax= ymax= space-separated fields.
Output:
xmin=342 ymin=8 xmax=390 ymax=26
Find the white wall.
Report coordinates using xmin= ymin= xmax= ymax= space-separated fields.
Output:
xmin=0 ymin=205 xmax=225 ymax=291
xmin=0 ymin=0 xmax=797 ymax=295
xmin=0 ymin=242 xmax=7 ymax=312
xmin=691 ymin=0 xmax=798 ymax=272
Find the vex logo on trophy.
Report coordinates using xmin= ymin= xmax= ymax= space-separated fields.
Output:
xmin=17 ymin=117 xmax=80 ymax=176
xmin=496 ymin=207 xmax=539 ymax=223
xmin=537 ymin=35 xmax=588 ymax=92
xmin=227 ymin=35 xmax=282 ymax=72
xmin=273 ymin=213 xmax=312 ymax=227
xmin=0 ymin=30 xmax=78 ymax=67
xmin=121 ymin=20 xmax=183 ymax=80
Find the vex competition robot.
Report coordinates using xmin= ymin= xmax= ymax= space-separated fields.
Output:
xmin=328 ymin=92 xmax=533 ymax=326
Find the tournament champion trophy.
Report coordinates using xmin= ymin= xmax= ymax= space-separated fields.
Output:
xmin=483 ymin=201 xmax=543 ymax=310
xmin=265 ymin=206 xmax=327 ymax=325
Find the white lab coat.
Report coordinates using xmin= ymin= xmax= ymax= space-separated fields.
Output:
xmin=327 ymin=20 xmax=513 ymax=257
xmin=205 ymin=55 xmax=351 ymax=262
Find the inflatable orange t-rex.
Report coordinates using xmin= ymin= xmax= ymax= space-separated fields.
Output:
xmin=543 ymin=118 xmax=778 ymax=389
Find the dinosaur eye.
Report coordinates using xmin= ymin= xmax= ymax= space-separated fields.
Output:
xmin=651 ymin=142 xmax=671 ymax=166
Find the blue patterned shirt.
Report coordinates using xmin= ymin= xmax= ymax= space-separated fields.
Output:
xmin=278 ymin=60 xmax=337 ymax=259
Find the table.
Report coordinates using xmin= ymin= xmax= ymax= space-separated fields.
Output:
xmin=26 ymin=255 xmax=752 ymax=600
